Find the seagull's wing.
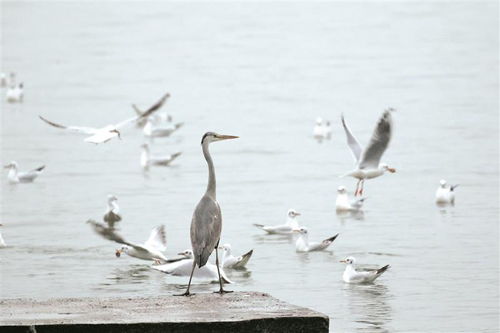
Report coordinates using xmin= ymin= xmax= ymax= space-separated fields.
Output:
xmin=308 ymin=234 xmax=339 ymax=251
xmin=144 ymin=92 xmax=170 ymax=114
xmin=341 ymin=114 xmax=363 ymax=163
xmin=87 ymin=219 xmax=130 ymax=245
xmin=39 ymin=115 xmax=97 ymax=134
xmin=358 ymin=110 xmax=393 ymax=169
xmin=143 ymin=225 xmax=167 ymax=252
xmin=116 ymin=96 xmax=167 ymax=129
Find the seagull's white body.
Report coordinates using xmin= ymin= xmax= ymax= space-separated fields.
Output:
xmin=341 ymin=110 xmax=396 ymax=196
xmin=341 ymin=257 xmax=389 ymax=284
xmin=435 ymin=180 xmax=458 ymax=204
xmin=219 ymin=244 xmax=253 ymax=269
xmin=118 ymin=226 xmax=168 ymax=262
xmin=6 ymin=83 xmax=23 ymax=103
xmin=143 ymin=119 xmax=183 ymax=139
xmin=254 ymin=209 xmax=302 ymax=235
xmin=313 ymin=117 xmax=324 ymax=140
xmin=294 ymin=227 xmax=338 ymax=252
xmin=140 ymin=143 xmax=181 ymax=169
xmin=103 ymin=195 xmax=121 ymax=228
xmin=153 ymin=249 xmax=232 ymax=283
xmin=4 ymin=162 xmax=44 ymax=184
xmin=0 ymin=73 xmax=7 ymax=87
xmin=335 ymin=186 xmax=365 ymax=211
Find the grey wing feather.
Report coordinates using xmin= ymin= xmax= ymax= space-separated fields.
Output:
xmin=341 ymin=114 xmax=363 ymax=163
xmin=358 ymin=110 xmax=393 ymax=169
xmin=190 ymin=196 xmax=222 ymax=268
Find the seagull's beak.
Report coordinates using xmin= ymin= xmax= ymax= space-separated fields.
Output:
xmin=115 ymin=249 xmax=122 ymax=257
xmin=388 ymin=167 xmax=396 ymax=173
xmin=217 ymin=134 xmax=239 ymax=141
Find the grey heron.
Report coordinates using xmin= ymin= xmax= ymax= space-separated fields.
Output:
xmin=340 ymin=109 xmax=396 ymax=196
xmin=176 ymin=132 xmax=238 ymax=296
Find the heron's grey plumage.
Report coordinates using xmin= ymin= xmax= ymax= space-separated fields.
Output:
xmin=358 ymin=110 xmax=393 ymax=169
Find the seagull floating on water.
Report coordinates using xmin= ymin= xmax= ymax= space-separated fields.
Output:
xmin=293 ymin=227 xmax=338 ymax=252
xmin=313 ymin=117 xmax=325 ymax=142
xmin=219 ymin=244 xmax=253 ymax=269
xmin=340 ymin=256 xmax=390 ymax=284
xmin=152 ymin=249 xmax=232 ymax=283
xmin=341 ymin=109 xmax=396 ymax=196
xmin=336 ymin=186 xmax=365 ymax=212
xmin=6 ymin=83 xmax=23 ymax=103
xmin=143 ymin=118 xmax=183 ymax=139
xmin=132 ymin=92 xmax=170 ymax=128
xmin=39 ymin=101 xmax=161 ymax=144
xmin=4 ymin=161 xmax=44 ymax=183
xmin=103 ymin=195 xmax=121 ymax=228
xmin=435 ymin=179 xmax=459 ymax=205
xmin=253 ymin=209 xmax=302 ymax=235
xmin=140 ymin=143 xmax=182 ymax=169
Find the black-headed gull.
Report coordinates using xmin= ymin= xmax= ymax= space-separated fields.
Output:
xmin=253 ymin=209 xmax=302 ymax=235
xmin=340 ymin=256 xmax=390 ymax=284
xmin=103 ymin=195 xmax=121 ymax=228
xmin=336 ymin=186 xmax=365 ymax=212
xmin=293 ymin=227 xmax=338 ymax=252
xmin=435 ymin=179 xmax=459 ymax=205
xmin=218 ymin=243 xmax=253 ymax=269
xmin=6 ymin=83 xmax=23 ymax=103
xmin=4 ymin=161 xmax=44 ymax=183
xmin=132 ymin=92 xmax=170 ymax=128
xmin=140 ymin=143 xmax=182 ymax=169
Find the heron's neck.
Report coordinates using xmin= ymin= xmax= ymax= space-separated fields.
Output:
xmin=202 ymin=141 xmax=216 ymax=198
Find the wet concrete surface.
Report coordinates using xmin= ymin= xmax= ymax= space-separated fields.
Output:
xmin=0 ymin=291 xmax=329 ymax=332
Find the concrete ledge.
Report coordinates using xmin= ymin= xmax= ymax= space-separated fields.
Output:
xmin=0 ymin=292 xmax=329 ymax=332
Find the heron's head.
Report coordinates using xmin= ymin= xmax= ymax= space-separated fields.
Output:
xmin=337 ymin=186 xmax=347 ymax=194
xmin=201 ymin=132 xmax=239 ymax=144
xmin=287 ymin=209 xmax=301 ymax=218
xmin=110 ymin=129 xmax=122 ymax=140
xmin=380 ymin=163 xmax=396 ymax=173
xmin=340 ymin=256 xmax=356 ymax=265
xmin=440 ymin=179 xmax=447 ymax=187
xmin=177 ymin=249 xmax=194 ymax=258
xmin=3 ymin=161 xmax=18 ymax=169
xmin=292 ymin=227 xmax=308 ymax=235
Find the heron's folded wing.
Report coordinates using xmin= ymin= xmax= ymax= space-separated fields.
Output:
xmin=358 ymin=110 xmax=393 ymax=169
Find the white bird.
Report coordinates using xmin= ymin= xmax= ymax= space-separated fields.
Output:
xmin=341 ymin=109 xmax=396 ymax=196
xmin=0 ymin=224 xmax=6 ymax=248
xmin=253 ymin=209 xmax=302 ymax=235
xmin=152 ymin=249 xmax=232 ymax=283
xmin=88 ymin=219 xmax=168 ymax=262
xmin=132 ymin=92 xmax=170 ymax=128
xmin=103 ymin=195 xmax=121 ymax=228
xmin=324 ymin=120 xmax=332 ymax=139
xmin=39 ymin=99 xmax=161 ymax=144
xmin=313 ymin=117 xmax=324 ymax=142
xmin=293 ymin=227 xmax=338 ymax=252
xmin=336 ymin=186 xmax=366 ymax=212
xmin=143 ymin=118 xmax=183 ymax=139
xmin=4 ymin=161 xmax=45 ymax=183
xmin=435 ymin=179 xmax=459 ymax=205
xmin=140 ymin=143 xmax=182 ymax=169
xmin=0 ymin=73 xmax=6 ymax=87
xmin=6 ymin=83 xmax=23 ymax=103
xmin=218 ymin=244 xmax=253 ymax=269
xmin=340 ymin=256 xmax=390 ymax=284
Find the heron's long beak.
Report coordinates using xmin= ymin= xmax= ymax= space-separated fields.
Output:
xmin=217 ymin=134 xmax=239 ymax=141
xmin=388 ymin=167 xmax=396 ymax=173
xmin=339 ymin=260 xmax=347 ymax=263
xmin=292 ymin=229 xmax=301 ymax=233
xmin=115 ymin=249 xmax=122 ymax=257
xmin=294 ymin=212 xmax=301 ymax=216
xmin=177 ymin=252 xmax=187 ymax=256
xmin=3 ymin=164 xmax=11 ymax=169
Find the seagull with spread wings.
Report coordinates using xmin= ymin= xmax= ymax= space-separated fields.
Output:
xmin=341 ymin=109 xmax=396 ymax=196
xmin=132 ymin=92 xmax=170 ymax=128
xmin=39 ymin=96 xmax=164 ymax=144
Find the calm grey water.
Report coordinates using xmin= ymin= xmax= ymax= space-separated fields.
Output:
xmin=1 ymin=2 xmax=498 ymax=332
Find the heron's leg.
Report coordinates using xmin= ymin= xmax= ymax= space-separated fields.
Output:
xmin=174 ymin=260 xmax=196 ymax=297
xmin=213 ymin=246 xmax=232 ymax=294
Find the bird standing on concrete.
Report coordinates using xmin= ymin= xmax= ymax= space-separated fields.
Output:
xmin=177 ymin=132 xmax=238 ymax=296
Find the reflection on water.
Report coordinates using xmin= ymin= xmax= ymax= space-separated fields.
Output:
xmin=342 ymin=283 xmax=393 ymax=333
xmin=337 ymin=209 xmax=365 ymax=223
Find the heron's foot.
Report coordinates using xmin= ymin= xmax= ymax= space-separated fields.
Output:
xmin=174 ymin=291 xmax=194 ymax=297
xmin=214 ymin=289 xmax=233 ymax=295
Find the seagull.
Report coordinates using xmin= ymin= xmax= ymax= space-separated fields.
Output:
xmin=103 ymin=195 xmax=121 ymax=228
xmin=132 ymin=92 xmax=170 ymax=128
xmin=340 ymin=256 xmax=390 ymax=284
xmin=140 ymin=143 xmax=182 ymax=169
xmin=435 ymin=179 xmax=459 ymax=205
xmin=152 ymin=249 xmax=232 ymax=283
xmin=293 ymin=227 xmax=338 ymax=252
xmin=324 ymin=120 xmax=332 ymax=140
xmin=39 ymin=101 xmax=161 ymax=144
xmin=0 ymin=73 xmax=6 ymax=87
xmin=336 ymin=186 xmax=366 ymax=212
xmin=87 ymin=219 xmax=168 ymax=262
xmin=218 ymin=244 xmax=253 ymax=269
xmin=253 ymin=209 xmax=302 ymax=235
xmin=0 ymin=224 xmax=6 ymax=248
xmin=341 ymin=109 xmax=396 ymax=196
xmin=4 ymin=161 xmax=45 ymax=183
xmin=6 ymin=83 xmax=23 ymax=103
xmin=313 ymin=117 xmax=324 ymax=142
xmin=143 ymin=118 xmax=184 ymax=139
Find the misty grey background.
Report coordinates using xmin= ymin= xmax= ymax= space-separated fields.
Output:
xmin=1 ymin=1 xmax=498 ymax=332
